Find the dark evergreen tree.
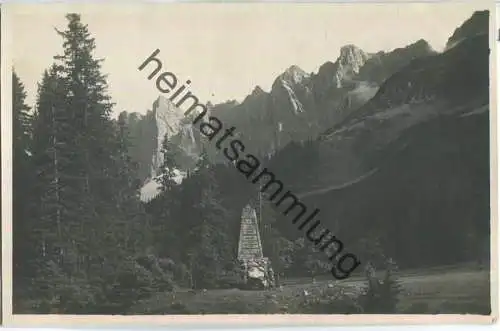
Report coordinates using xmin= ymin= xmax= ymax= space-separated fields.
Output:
xmin=17 ymin=14 xmax=158 ymax=313
xmin=183 ymin=151 xmax=233 ymax=288
xmin=107 ymin=112 xmax=152 ymax=256
xmin=13 ymin=71 xmax=32 ymax=151
xmin=13 ymin=70 xmax=36 ymax=292
xmin=156 ymin=133 xmax=181 ymax=193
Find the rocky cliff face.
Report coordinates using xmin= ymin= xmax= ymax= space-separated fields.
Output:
xmin=139 ymin=96 xmax=205 ymax=201
xmin=150 ymin=96 xmax=186 ymax=177
xmin=151 ymin=96 xmax=202 ymax=174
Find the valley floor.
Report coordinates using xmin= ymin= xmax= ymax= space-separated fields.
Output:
xmin=131 ymin=264 xmax=491 ymax=315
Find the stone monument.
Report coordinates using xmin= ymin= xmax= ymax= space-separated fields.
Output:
xmin=237 ymin=204 xmax=275 ymax=289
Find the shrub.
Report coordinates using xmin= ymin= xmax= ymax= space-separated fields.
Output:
xmin=99 ymin=256 xmax=175 ymax=314
xmin=135 ymin=254 xmax=176 ymax=292
xmin=31 ymin=260 xmax=99 ymax=314
xmin=359 ymin=258 xmax=403 ymax=313
xmin=96 ymin=260 xmax=150 ymax=313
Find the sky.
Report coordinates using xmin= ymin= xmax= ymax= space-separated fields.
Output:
xmin=8 ymin=2 xmax=488 ymax=117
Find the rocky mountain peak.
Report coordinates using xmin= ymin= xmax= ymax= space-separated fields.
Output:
xmin=332 ymin=44 xmax=369 ymax=88
xmin=242 ymin=85 xmax=269 ymax=105
xmin=338 ymin=44 xmax=369 ymax=73
xmin=412 ymin=39 xmax=433 ymax=51
xmin=251 ymin=85 xmax=266 ymax=96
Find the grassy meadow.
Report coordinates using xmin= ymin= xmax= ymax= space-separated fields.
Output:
xmin=130 ymin=264 xmax=491 ymax=315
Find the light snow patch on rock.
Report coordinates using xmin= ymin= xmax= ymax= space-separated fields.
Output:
xmin=140 ymin=168 xmax=186 ymax=202
xmin=281 ymin=79 xmax=305 ymax=114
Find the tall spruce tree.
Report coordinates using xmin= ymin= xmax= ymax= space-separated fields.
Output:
xmin=29 ymin=64 xmax=88 ymax=310
xmin=112 ymin=112 xmax=152 ymax=255
xmin=23 ymin=14 xmax=155 ymax=312
xmin=147 ymin=133 xmax=182 ymax=257
xmin=31 ymin=66 xmax=66 ymax=262
xmin=13 ymin=70 xmax=35 ymax=286
xmin=53 ymin=13 xmax=115 ymax=198
xmin=185 ymin=152 xmax=232 ymax=288
xmin=49 ymin=14 xmax=155 ymax=300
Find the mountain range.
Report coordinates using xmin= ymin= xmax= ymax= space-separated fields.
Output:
xmin=262 ymin=10 xmax=490 ymax=266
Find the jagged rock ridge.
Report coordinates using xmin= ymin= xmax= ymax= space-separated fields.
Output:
xmin=133 ymin=21 xmax=455 ymax=201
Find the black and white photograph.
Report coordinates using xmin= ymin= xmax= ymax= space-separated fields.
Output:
xmin=4 ymin=1 xmax=495 ymax=322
